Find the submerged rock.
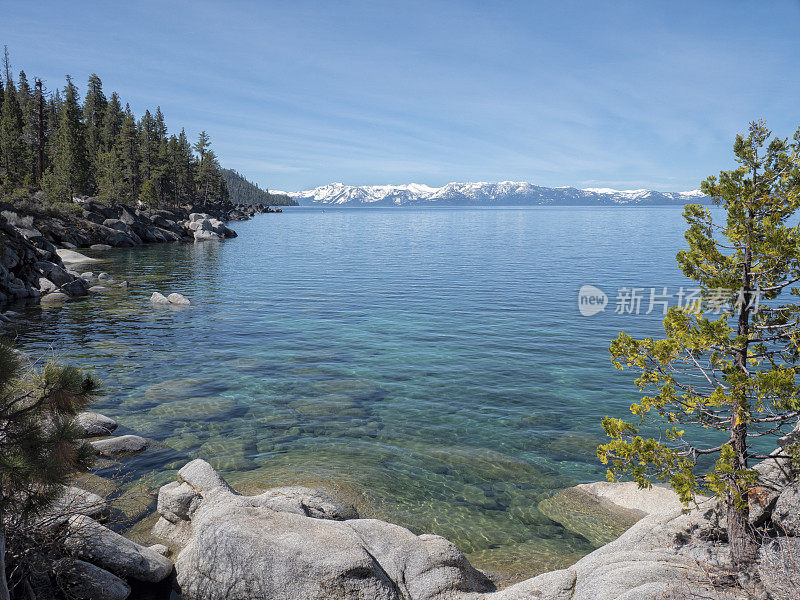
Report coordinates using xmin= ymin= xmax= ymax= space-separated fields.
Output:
xmin=91 ymin=434 xmax=150 ymax=457
xmin=167 ymin=292 xmax=191 ymax=305
xmin=76 ymin=411 xmax=119 ymax=437
xmin=40 ymin=291 xmax=71 ymax=303
xmin=56 ymin=248 xmax=99 ymax=265
xmin=538 ymin=482 xmax=685 ymax=547
xmin=150 ymin=291 xmax=170 ymax=305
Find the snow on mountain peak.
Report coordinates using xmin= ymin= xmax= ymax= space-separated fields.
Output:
xmin=283 ymin=182 xmax=710 ymax=207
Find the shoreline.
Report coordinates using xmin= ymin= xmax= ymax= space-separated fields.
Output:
xmin=0 ymin=194 xmax=278 ymax=310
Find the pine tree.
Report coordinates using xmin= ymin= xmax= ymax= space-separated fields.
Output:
xmin=114 ymin=105 xmax=139 ymax=203
xmin=0 ymin=75 xmax=26 ymax=186
xmin=194 ymin=131 xmax=216 ymax=201
xmin=16 ymin=71 xmax=36 ymax=185
xmin=138 ymin=109 xmax=156 ymax=184
xmin=47 ymin=76 xmax=89 ymax=201
xmin=82 ymin=74 xmax=107 ymax=186
xmin=0 ymin=341 xmax=100 ymax=600
xmin=177 ymin=128 xmax=195 ymax=205
xmin=33 ymin=79 xmax=46 ymax=183
xmin=600 ymin=121 xmax=800 ymax=567
xmin=139 ymin=177 xmax=158 ymax=208
xmin=96 ymin=147 xmax=126 ymax=204
xmin=44 ymin=90 xmax=60 ymax=171
xmin=100 ymin=91 xmax=122 ymax=152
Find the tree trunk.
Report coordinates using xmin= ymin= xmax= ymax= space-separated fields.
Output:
xmin=0 ymin=529 xmax=10 ymax=600
xmin=728 ymin=205 xmax=759 ymax=567
xmin=727 ymin=417 xmax=758 ymax=566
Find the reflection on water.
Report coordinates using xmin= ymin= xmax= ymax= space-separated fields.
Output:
xmin=8 ymin=206 xmax=725 ymax=581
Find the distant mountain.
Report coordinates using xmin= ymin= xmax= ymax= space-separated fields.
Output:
xmin=277 ymin=181 xmax=710 ymax=207
xmin=220 ymin=169 xmax=299 ymax=206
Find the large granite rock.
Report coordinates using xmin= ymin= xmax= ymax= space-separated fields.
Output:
xmin=153 ymin=460 xmax=493 ymax=600
xmin=54 ymin=558 xmax=131 ymax=600
xmin=151 ymin=460 xmax=764 ymax=600
xmin=758 ymin=537 xmax=800 ymax=600
xmin=64 ymin=514 xmax=173 ymax=582
xmin=772 ymin=482 xmax=800 ymax=536
xmin=538 ymin=481 xmax=687 ymax=547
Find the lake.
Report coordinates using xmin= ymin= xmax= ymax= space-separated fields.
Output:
xmin=11 ymin=205 xmax=721 ymax=582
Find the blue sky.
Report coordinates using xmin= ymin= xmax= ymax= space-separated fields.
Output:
xmin=4 ymin=1 xmax=800 ymax=192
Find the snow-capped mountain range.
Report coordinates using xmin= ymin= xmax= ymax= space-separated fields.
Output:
xmin=276 ymin=181 xmax=709 ymax=206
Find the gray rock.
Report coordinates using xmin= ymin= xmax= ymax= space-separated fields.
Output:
xmin=89 ymin=285 xmax=111 ymax=293
xmin=54 ymin=558 xmax=131 ymax=600
xmin=38 ymin=486 xmax=109 ymax=528
xmin=36 ymin=260 xmax=73 ymax=286
xmin=64 ymin=515 xmax=173 ymax=582
xmin=154 ymin=461 xmax=492 ymax=600
xmin=158 ymin=481 xmax=202 ymax=524
xmin=773 ymin=482 xmax=800 ymax=535
xmin=754 ymin=450 xmax=795 ymax=489
xmin=90 ymin=244 xmax=113 ymax=250
xmin=485 ymin=569 xmax=576 ymax=600
xmin=75 ymin=412 xmax=118 ymax=437
xmin=40 ymin=292 xmax=71 ymax=303
xmin=98 ymin=271 xmax=112 ymax=281
xmin=758 ymin=537 xmax=800 ymax=600
xmin=56 ymin=248 xmax=99 ymax=265
xmin=178 ymin=458 xmax=234 ymax=493
xmin=167 ymin=292 xmax=191 ymax=305
xmin=38 ymin=277 xmax=58 ymax=293
xmin=80 ymin=271 xmax=96 ymax=281
xmin=149 ymin=543 xmax=170 ymax=557
xmin=150 ymin=291 xmax=170 ymax=305
xmin=61 ymin=277 xmax=90 ymax=297
xmin=193 ymin=229 xmax=223 ymax=242
xmin=91 ymin=434 xmax=150 ymax=457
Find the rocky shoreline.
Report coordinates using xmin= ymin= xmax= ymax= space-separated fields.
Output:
xmin=46 ymin=408 xmax=799 ymax=600
xmin=0 ymin=195 xmax=279 ymax=307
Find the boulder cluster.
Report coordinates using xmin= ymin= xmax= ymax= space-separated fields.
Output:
xmin=144 ymin=447 xmax=800 ymax=600
xmin=13 ymin=411 xmax=168 ymax=600
xmin=0 ymin=195 xmax=275 ymax=306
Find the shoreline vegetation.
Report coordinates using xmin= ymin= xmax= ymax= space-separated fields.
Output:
xmin=0 ymin=45 xmax=293 ymax=309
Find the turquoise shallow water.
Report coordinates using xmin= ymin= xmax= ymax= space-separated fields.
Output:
xmin=10 ymin=206 xmax=724 ymax=581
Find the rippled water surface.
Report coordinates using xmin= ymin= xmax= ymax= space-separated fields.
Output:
xmin=11 ymin=206 xmax=712 ymax=581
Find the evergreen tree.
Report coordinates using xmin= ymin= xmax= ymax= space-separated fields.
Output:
xmin=0 ymin=75 xmax=26 ymax=185
xmin=0 ymin=341 xmax=100 ymax=600
xmin=82 ymin=74 xmax=107 ymax=184
xmin=138 ymin=109 xmax=156 ymax=184
xmin=44 ymin=89 xmax=60 ymax=169
xmin=139 ymin=177 xmax=157 ymax=208
xmin=114 ymin=105 xmax=139 ymax=203
xmin=96 ymin=147 xmax=126 ymax=204
xmin=100 ymin=91 xmax=123 ymax=152
xmin=48 ymin=76 xmax=89 ymax=201
xmin=0 ymin=50 xmax=230 ymax=207
xmin=600 ymin=121 xmax=800 ymax=567
xmin=16 ymin=71 xmax=36 ymax=185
